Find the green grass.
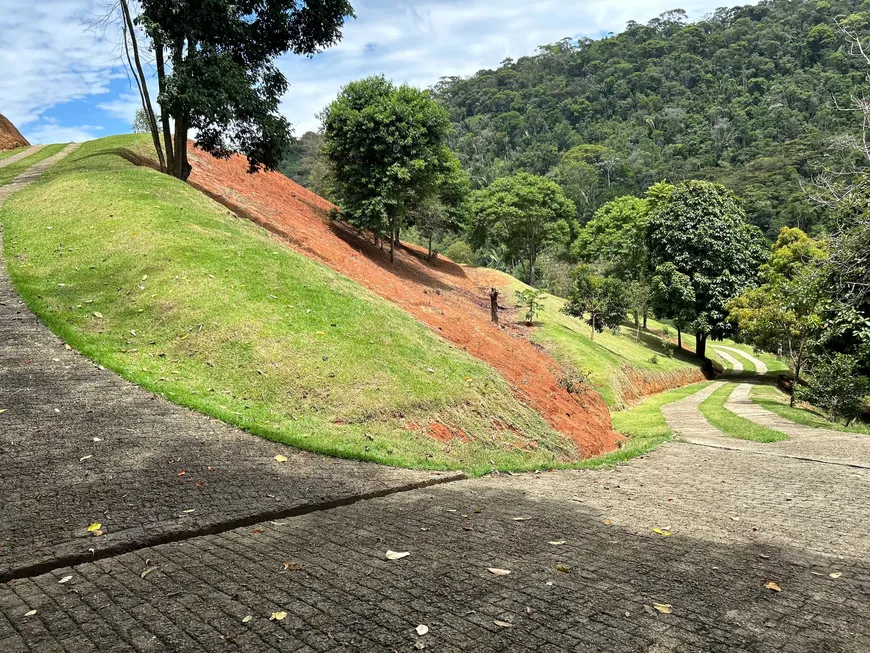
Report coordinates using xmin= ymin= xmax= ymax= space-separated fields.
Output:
xmin=751 ymin=385 xmax=870 ymax=435
xmin=498 ymin=278 xmax=706 ymax=408
xmin=699 ymin=383 xmax=788 ymax=442
xmin=0 ymin=146 xmax=28 ymax=162
xmin=611 ymin=381 xmax=712 ymax=440
xmin=0 ymin=144 xmax=67 ymax=185
xmin=2 ymin=134 xmax=611 ymax=476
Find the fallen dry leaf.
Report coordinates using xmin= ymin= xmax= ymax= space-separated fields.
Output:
xmin=603 ymin=519 xmax=612 ymax=525
xmin=487 ymin=568 xmax=511 ymax=576
xmin=765 ymin=582 xmax=782 ymax=592
xmin=0 ymin=409 xmax=6 ymax=414
xmin=493 ymin=620 xmax=514 ymax=628
xmin=385 ymin=550 xmax=410 ymax=560
xmin=87 ymin=522 xmax=102 ymax=532
xmin=140 ymin=568 xmax=156 ymax=579
xmin=653 ymin=603 xmax=673 ymax=614
xmin=652 ymin=528 xmax=671 ymax=537
xmin=829 ymin=572 xmax=842 ymax=579
xmin=274 ymin=455 xmax=288 ymax=462
xmin=555 ymin=564 xmax=570 ymax=573
xmin=416 ymin=624 xmax=429 ymax=636
xmin=58 ymin=575 xmax=72 ymax=584
xmin=93 ymin=312 xmax=103 ymax=319
xmin=24 ymin=610 xmax=36 ymax=617
xmin=548 ymin=540 xmax=566 ymax=546
xmin=512 ymin=517 xmax=531 ymax=521
xmin=242 ymin=616 xmax=252 ymax=624
xmin=270 ymin=611 xmax=287 ymax=621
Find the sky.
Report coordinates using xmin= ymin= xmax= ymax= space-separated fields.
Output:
xmin=2 ymin=0 xmax=726 ymax=144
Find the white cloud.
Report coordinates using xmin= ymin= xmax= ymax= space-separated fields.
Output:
xmin=26 ymin=118 xmax=103 ymax=144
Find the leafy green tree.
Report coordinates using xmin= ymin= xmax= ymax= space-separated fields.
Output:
xmin=564 ymin=266 xmax=629 ymax=340
xmin=125 ymin=0 xmax=354 ymax=180
xmin=515 ymin=289 xmax=547 ymax=326
xmin=279 ymin=131 xmax=325 ymax=188
xmin=796 ymin=354 xmax=870 ymax=424
xmin=574 ymin=195 xmax=649 ymax=281
xmin=321 ymin=76 xmax=453 ymax=263
xmin=410 ymin=152 xmax=471 ymax=259
xmin=650 ymin=263 xmax=696 ymax=349
xmin=470 ymin=172 xmax=575 ymax=285
xmin=647 ymin=180 xmax=766 ymax=359
xmin=728 ymin=228 xmax=828 ymax=404
xmin=131 ymin=108 xmax=151 ymax=134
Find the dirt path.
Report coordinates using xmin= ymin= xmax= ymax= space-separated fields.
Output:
xmin=0 ymin=145 xmax=46 ymax=170
xmin=0 ymin=149 xmax=448 ymax=582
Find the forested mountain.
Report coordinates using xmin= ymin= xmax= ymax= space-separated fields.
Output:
xmin=431 ymin=0 xmax=870 ymax=236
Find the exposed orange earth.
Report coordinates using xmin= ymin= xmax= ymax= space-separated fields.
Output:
xmin=181 ymin=146 xmax=621 ymax=457
xmin=0 ymin=114 xmax=29 ymax=151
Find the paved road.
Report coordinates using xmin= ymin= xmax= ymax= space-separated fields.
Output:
xmin=2 ymin=153 xmax=869 ymax=652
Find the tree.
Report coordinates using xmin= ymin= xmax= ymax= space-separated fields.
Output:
xmin=564 ymin=266 xmax=628 ymax=340
xmin=411 ymin=152 xmax=471 ymax=259
xmin=728 ymin=228 xmax=828 ymax=404
xmin=470 ymin=172 xmax=575 ymax=285
xmin=574 ymin=195 xmax=649 ymax=282
xmin=131 ymin=108 xmax=151 ymax=134
xmin=647 ymin=180 xmax=767 ymax=359
xmin=321 ymin=76 xmax=453 ymax=263
xmin=796 ymin=354 xmax=870 ymax=425
xmin=515 ymin=289 xmax=546 ymax=326
xmin=626 ymin=280 xmax=653 ymax=336
xmin=119 ymin=0 xmax=354 ymax=180
xmin=650 ymin=263 xmax=696 ymax=349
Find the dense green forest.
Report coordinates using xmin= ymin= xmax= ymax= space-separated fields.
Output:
xmin=428 ymin=0 xmax=870 ymax=236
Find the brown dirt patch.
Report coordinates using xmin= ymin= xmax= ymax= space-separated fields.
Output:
xmin=426 ymin=424 xmax=470 ymax=443
xmin=0 ymin=115 xmax=29 ymax=151
xmin=181 ymin=146 xmax=620 ymax=457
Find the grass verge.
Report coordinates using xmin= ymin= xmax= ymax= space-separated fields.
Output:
xmin=0 ymin=146 xmax=28 ymax=162
xmin=1 ymin=134 xmax=592 ymax=476
xmin=699 ymin=383 xmax=788 ymax=442
xmin=750 ymin=385 xmax=870 ymax=435
xmin=0 ymin=144 xmax=67 ymax=185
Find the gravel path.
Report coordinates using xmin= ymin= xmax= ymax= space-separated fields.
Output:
xmin=0 ymin=148 xmax=449 ymax=583
xmin=0 ymin=146 xmax=45 ymax=170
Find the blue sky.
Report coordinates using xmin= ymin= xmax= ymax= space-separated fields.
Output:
xmin=2 ymin=0 xmax=726 ymax=144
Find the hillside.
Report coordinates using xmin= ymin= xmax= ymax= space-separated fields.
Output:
xmin=0 ymin=114 xmax=29 ymax=151
xmin=0 ymin=134 xmax=631 ymax=474
xmin=432 ymin=0 xmax=868 ymax=236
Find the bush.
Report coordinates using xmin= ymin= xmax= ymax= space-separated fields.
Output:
xmin=515 ymin=288 xmax=546 ymax=326
xmin=796 ymin=354 xmax=870 ymax=424
xmin=443 ymin=241 xmax=476 ymax=265
xmin=649 ymin=355 xmax=659 ymax=365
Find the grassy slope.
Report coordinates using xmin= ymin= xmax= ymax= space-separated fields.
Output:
xmin=1 ymin=135 xmax=599 ymax=476
xmin=0 ymin=144 xmax=67 ymax=185
xmin=751 ymin=385 xmax=870 ymax=435
xmin=699 ymin=383 xmax=788 ymax=442
xmin=0 ymin=146 xmax=28 ymax=162
xmin=611 ymin=381 xmax=712 ymax=440
xmin=497 ymin=278 xmax=704 ymax=408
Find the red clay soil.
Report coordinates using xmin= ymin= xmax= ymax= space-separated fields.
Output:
xmin=0 ymin=115 xmax=29 ymax=151
xmin=184 ymin=147 xmax=620 ymax=457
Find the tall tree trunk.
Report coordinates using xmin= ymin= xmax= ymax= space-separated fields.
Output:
xmin=120 ymin=0 xmax=165 ymax=172
xmin=154 ymin=41 xmax=175 ymax=174
xmin=677 ymin=328 xmax=682 ymax=349
xmin=643 ymin=313 xmax=647 ymax=329
xmin=489 ymin=288 xmax=499 ymax=325
xmin=696 ymin=333 xmax=707 ymax=359
xmin=389 ymin=216 xmax=397 ymax=263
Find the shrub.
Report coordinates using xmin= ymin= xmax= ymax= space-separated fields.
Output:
xmin=796 ymin=354 xmax=870 ymax=424
xmin=443 ymin=241 xmax=476 ymax=265
xmin=515 ymin=288 xmax=546 ymax=326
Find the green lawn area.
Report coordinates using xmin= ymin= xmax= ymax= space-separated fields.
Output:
xmin=498 ymin=279 xmax=706 ymax=408
xmin=0 ymin=146 xmax=28 ymax=162
xmin=699 ymin=383 xmax=788 ymax=442
xmin=751 ymin=385 xmax=870 ymax=435
xmin=0 ymin=144 xmax=67 ymax=185
xmin=610 ymin=380 xmax=712 ymax=442
xmin=1 ymin=134 xmax=609 ymax=476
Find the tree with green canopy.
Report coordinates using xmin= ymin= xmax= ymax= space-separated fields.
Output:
xmin=118 ymin=0 xmax=354 ymax=180
xmin=470 ymin=172 xmax=575 ymax=285
xmin=650 ymin=263 xmax=696 ymax=349
xmin=321 ymin=76 xmax=456 ymax=263
xmin=728 ymin=228 xmax=828 ymax=404
xmin=647 ymin=180 xmax=767 ymax=359
xmin=564 ymin=266 xmax=629 ymax=340
xmin=574 ymin=195 xmax=649 ymax=281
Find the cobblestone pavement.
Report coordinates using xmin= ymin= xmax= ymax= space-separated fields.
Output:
xmin=0 ymin=146 xmax=45 ymax=170
xmin=1 ymin=444 xmax=868 ymax=653
xmin=0 ymin=152 xmax=450 ymax=582
xmin=715 ymin=347 xmax=768 ymax=375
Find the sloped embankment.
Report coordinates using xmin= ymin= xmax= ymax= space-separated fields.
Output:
xmin=176 ymin=145 xmax=620 ymax=457
xmin=0 ymin=114 xmax=30 ymax=151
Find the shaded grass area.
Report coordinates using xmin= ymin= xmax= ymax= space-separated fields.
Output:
xmin=611 ymin=381 xmax=712 ymax=443
xmin=751 ymin=385 xmax=870 ymax=435
xmin=0 ymin=134 xmax=597 ymax=476
xmin=498 ymin=277 xmax=705 ymax=408
xmin=699 ymin=383 xmax=788 ymax=442
xmin=0 ymin=144 xmax=67 ymax=185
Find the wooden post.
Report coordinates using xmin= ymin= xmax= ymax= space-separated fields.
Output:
xmin=489 ymin=288 xmax=499 ymax=325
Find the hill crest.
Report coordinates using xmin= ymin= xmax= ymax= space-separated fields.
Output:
xmin=0 ymin=115 xmax=30 ymax=151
